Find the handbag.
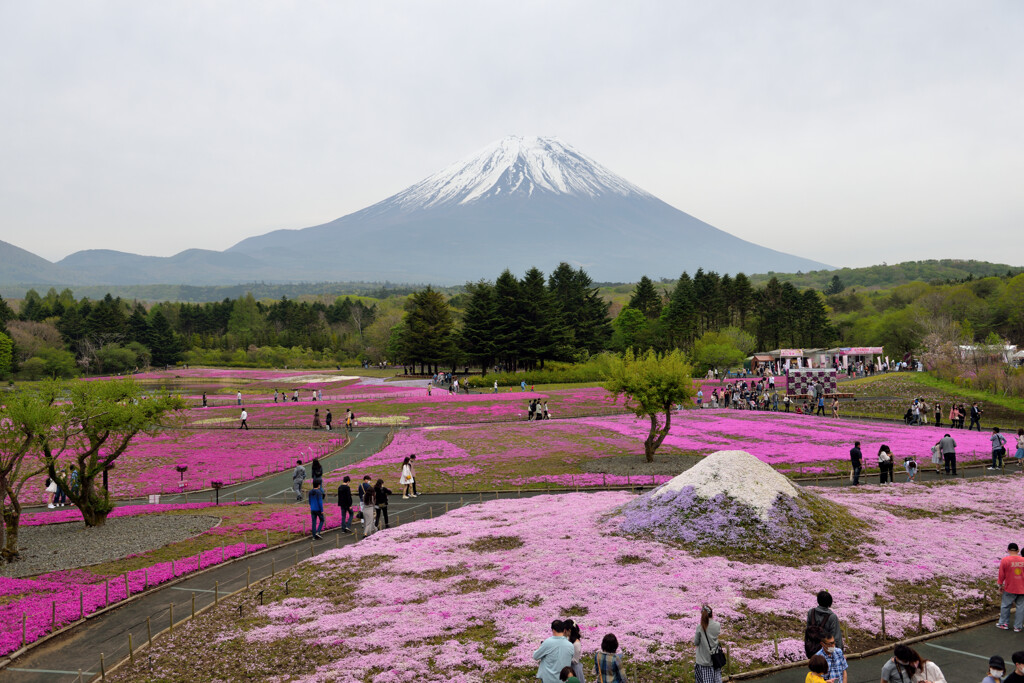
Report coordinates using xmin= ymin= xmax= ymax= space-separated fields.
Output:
xmin=701 ymin=626 xmax=727 ymax=669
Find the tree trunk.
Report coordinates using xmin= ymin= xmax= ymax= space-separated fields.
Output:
xmin=2 ymin=507 xmax=21 ymax=562
xmin=643 ymin=407 xmax=674 ymax=463
xmin=79 ymin=501 xmax=109 ymax=527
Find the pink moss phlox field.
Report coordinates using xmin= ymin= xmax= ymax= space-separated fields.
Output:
xmin=30 ymin=429 xmax=341 ymax=499
xmin=22 ymin=502 xmax=253 ymax=526
xmin=0 ymin=541 xmax=261 ymax=655
xmin=232 ymin=479 xmax=1016 ymax=679
xmin=578 ymin=411 xmax=995 ymax=468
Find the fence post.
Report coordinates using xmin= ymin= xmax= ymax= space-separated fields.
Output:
xmin=881 ymin=605 xmax=886 ymax=638
xmin=51 ymin=600 xmax=56 ymax=632
xmin=80 ymin=590 xmax=84 ymax=620
xmin=128 ymin=633 xmax=134 ymax=665
xmin=272 ymin=558 xmax=276 ymax=576
xmin=147 ymin=616 xmax=152 ymax=645
xmin=247 ymin=566 xmax=251 ymax=589
xmin=124 ymin=573 xmax=129 ymax=599
xmin=100 ymin=653 xmax=106 ymax=681
xmin=21 ymin=612 xmax=25 ymax=648
xmin=215 ymin=581 xmax=219 ymax=605
xmin=192 ymin=592 xmax=196 ymax=619
xmin=169 ymin=603 xmax=174 ymax=632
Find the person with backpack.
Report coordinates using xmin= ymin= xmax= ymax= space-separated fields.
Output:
xmin=693 ymin=604 xmax=723 ymax=683
xmin=805 ymin=590 xmax=843 ymax=658
xmin=991 ymin=427 xmax=1009 ymax=470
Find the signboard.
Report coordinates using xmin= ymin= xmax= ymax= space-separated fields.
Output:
xmin=838 ymin=347 xmax=883 ymax=355
xmin=779 ymin=349 xmax=803 ymax=357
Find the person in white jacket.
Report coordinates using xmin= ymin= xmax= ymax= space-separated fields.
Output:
xmin=400 ymin=456 xmax=415 ymax=499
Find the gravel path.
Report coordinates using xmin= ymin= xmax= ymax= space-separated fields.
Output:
xmin=1 ymin=515 xmax=219 ymax=579
xmin=581 ymin=453 xmax=703 ymax=476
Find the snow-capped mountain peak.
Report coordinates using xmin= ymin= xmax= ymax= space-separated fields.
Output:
xmin=388 ymin=136 xmax=653 ymax=210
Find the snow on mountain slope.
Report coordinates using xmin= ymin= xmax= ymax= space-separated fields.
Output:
xmin=384 ymin=136 xmax=653 ymax=210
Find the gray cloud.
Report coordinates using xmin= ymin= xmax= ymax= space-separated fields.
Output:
xmin=1 ymin=1 xmax=1021 ymax=268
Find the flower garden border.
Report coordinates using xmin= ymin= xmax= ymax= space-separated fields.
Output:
xmin=0 ymin=518 xmax=338 ymax=675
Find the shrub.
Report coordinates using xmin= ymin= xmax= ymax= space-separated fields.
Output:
xmin=464 ymin=354 xmax=618 ymax=388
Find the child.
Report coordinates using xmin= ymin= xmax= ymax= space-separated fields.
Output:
xmin=985 ymin=655 xmax=1007 ymax=683
xmin=806 ymin=654 xmax=829 ymax=683
xmin=904 ymin=456 xmax=918 ymax=483
xmin=558 ymin=666 xmax=581 ymax=683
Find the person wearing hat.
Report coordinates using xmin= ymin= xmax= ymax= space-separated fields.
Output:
xmin=985 ymin=655 xmax=1007 ymax=683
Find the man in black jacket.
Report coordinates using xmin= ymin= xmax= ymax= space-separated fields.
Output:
xmin=337 ymin=475 xmax=353 ymax=532
xmin=969 ymin=402 xmax=983 ymax=431
xmin=805 ymin=590 xmax=843 ymax=658
xmin=849 ymin=441 xmax=863 ymax=485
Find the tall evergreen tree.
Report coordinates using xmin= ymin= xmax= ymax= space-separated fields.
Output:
xmin=628 ymin=276 xmax=663 ymax=319
xmin=492 ymin=270 xmax=524 ymax=369
xmin=148 ymin=309 xmax=183 ymax=367
xmin=731 ymin=272 xmax=754 ymax=328
xmin=518 ymin=267 xmax=559 ymax=367
xmin=460 ymin=281 xmax=500 ymax=373
xmin=662 ymin=272 xmax=698 ymax=349
xmin=127 ymin=306 xmax=151 ymax=346
xmin=402 ymin=287 xmax=457 ymax=373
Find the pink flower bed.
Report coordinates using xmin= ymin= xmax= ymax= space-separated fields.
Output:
xmin=0 ymin=541 xmax=260 ymax=655
xmin=33 ymin=430 xmax=342 ymax=499
xmin=229 ymin=477 xmax=1012 ymax=679
xmin=578 ymin=411 xmax=995 ymax=470
xmin=2 ymin=501 xmax=346 ymax=655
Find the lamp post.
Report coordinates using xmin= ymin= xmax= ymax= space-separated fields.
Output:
xmin=176 ymin=465 xmax=188 ymax=490
xmin=211 ymin=481 xmax=223 ymax=506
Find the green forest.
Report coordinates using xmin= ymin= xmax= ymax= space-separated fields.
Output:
xmin=1 ymin=260 xmax=1022 ymax=382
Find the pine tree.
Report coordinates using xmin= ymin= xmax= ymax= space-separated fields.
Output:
xmin=460 ymin=281 xmax=499 ymax=372
xmin=492 ymin=270 xmax=524 ymax=369
xmin=824 ymin=274 xmax=846 ymax=296
xmin=127 ymin=306 xmax=151 ymax=346
xmin=731 ymin=273 xmax=754 ymax=328
xmin=518 ymin=267 xmax=560 ymax=368
xmin=662 ymin=272 xmax=698 ymax=349
xmin=402 ymin=287 xmax=456 ymax=373
xmin=148 ymin=309 xmax=184 ymax=367
xmin=628 ymin=276 xmax=663 ymax=319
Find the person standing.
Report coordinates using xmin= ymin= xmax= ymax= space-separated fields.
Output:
xmin=493 ymin=380 xmax=498 ymax=394
xmin=694 ymin=605 xmax=723 ymax=683
xmin=400 ymin=457 xmax=414 ymax=499
xmin=998 ymin=542 xmax=1024 ymax=632
xmin=409 ymin=454 xmax=419 ymax=496
xmin=337 ymin=475 xmax=353 ymax=532
xmin=814 ymin=633 xmax=848 ymax=683
xmin=593 ymin=633 xmax=628 ymax=683
xmin=317 ymin=389 xmax=322 ymax=402
xmin=939 ymin=433 xmax=957 ymax=475
xmin=816 ymin=393 xmax=825 ymax=416
xmin=274 ymin=388 xmax=279 ymax=403
xmin=360 ymin=477 xmax=376 ymax=536
xmin=877 ymin=445 xmax=894 ymax=485
xmin=239 ymin=408 xmax=249 ymax=430
xmin=986 ymin=656 xmax=1008 ymax=683
xmin=543 ymin=400 xmax=550 ymax=420
xmin=930 ymin=440 xmax=943 ymax=474
xmin=696 ymin=389 xmax=703 ymax=408
xmin=292 ymin=389 xmax=299 ymax=402
xmin=373 ymin=478 xmax=391 ymax=529
xmin=970 ymin=402 xmax=983 ymax=431
xmin=991 ymin=427 xmax=1008 ymax=470
xmin=831 ymin=397 xmax=839 ymax=418
xmin=880 ymin=645 xmax=943 ymax=683
xmin=934 ymin=402 xmax=942 ymax=428
xmin=563 ymin=619 xmax=585 ymax=682
xmin=236 ymin=390 xmax=242 ymax=406
xmin=533 ymin=620 xmax=574 ymax=683
xmin=325 ymin=409 xmax=332 ymax=431
xmin=805 ymin=591 xmax=843 ymax=657
xmin=308 ymin=477 xmax=325 ymax=539
xmin=849 ymin=442 xmax=863 ymax=486
xmin=345 ymin=408 xmax=354 ymax=432
xmin=312 ymin=408 xmax=322 ymax=430
xmin=202 ymin=392 xmax=207 ymax=408
xmin=311 ymin=457 xmax=323 ymax=482
xmin=1004 ymin=651 xmax=1024 ymax=683
xmin=292 ymin=459 xmax=306 ymax=502
xmin=1015 ymin=429 xmax=1024 ymax=471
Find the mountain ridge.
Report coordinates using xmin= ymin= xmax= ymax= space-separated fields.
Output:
xmin=2 ymin=136 xmax=831 ymax=286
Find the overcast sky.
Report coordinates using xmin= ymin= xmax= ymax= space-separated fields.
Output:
xmin=1 ymin=1 xmax=1022 ymax=269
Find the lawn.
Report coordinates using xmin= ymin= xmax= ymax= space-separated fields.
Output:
xmin=108 ymin=476 xmax=1014 ymax=682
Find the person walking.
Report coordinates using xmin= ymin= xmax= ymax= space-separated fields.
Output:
xmin=337 ymin=475 xmax=353 ymax=532
xmin=849 ymin=442 xmax=863 ymax=486
xmin=533 ymin=620 xmax=574 ymax=683
xmin=292 ymin=389 xmax=299 ymax=402
xmin=939 ymin=433 xmax=957 ymax=475
xmin=957 ymin=403 xmax=967 ymax=429
xmin=985 ymin=656 xmax=1008 ymax=683
xmin=345 ymin=408 xmax=354 ymax=432
xmin=881 ymin=644 xmax=945 ymax=683
xmin=593 ymin=633 xmax=628 ymax=683
xmin=325 ymin=409 xmax=332 ymax=431
xmin=831 ymin=397 xmax=839 ymax=418
xmin=239 ymin=408 xmax=249 ymax=430
xmin=543 ymin=400 xmax=550 ymax=420
xmin=970 ymin=402 xmax=983 ymax=431
xmin=991 ymin=427 xmax=1008 ymax=470
xmin=877 ymin=445 xmax=894 ymax=484
xmin=409 ymin=454 xmax=419 ymax=496
xmin=400 ymin=457 xmax=414 ymax=499
xmin=373 ymin=478 xmax=391 ymax=529
xmin=308 ymin=477 xmax=325 ymax=539
xmin=805 ymin=655 xmax=829 ymax=683
xmin=311 ymin=457 xmax=323 ymax=482
xmin=998 ymin=542 xmax=1024 ymax=632
xmin=292 ymin=459 xmax=306 ymax=501
xmin=312 ymin=408 xmax=322 ymax=430
xmin=816 ymin=394 xmax=825 ymax=416
xmin=1005 ymin=651 xmax=1024 ymax=683
xmin=694 ymin=604 xmax=723 ymax=683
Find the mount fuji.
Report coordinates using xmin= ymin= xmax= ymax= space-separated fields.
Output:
xmin=1 ymin=136 xmax=830 ymax=287
xmin=227 ymin=136 xmax=830 ymax=282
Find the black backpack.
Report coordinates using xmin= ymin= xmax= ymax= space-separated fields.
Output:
xmin=803 ymin=612 xmax=827 ymax=659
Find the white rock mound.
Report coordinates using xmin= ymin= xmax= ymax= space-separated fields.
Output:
xmin=653 ymin=450 xmax=799 ymax=520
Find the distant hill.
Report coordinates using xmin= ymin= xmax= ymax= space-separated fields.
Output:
xmin=746 ymin=259 xmax=1024 ymax=290
xmin=0 ymin=239 xmax=83 ymax=286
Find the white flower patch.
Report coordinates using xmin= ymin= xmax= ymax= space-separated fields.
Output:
xmin=653 ymin=450 xmax=799 ymax=519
